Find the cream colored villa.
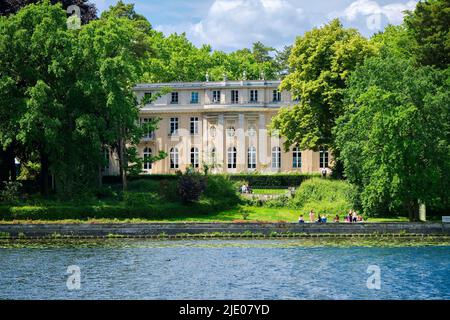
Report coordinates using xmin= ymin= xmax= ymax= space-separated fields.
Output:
xmin=105 ymin=79 xmax=330 ymax=175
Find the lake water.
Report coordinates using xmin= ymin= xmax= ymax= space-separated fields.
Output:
xmin=0 ymin=239 xmax=449 ymax=300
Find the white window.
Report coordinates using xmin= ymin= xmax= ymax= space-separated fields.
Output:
xmin=170 ymin=147 xmax=179 ymax=169
xmin=141 ymin=117 xmax=154 ymax=139
xmin=231 ymin=90 xmax=239 ymax=104
xmin=190 ymin=117 xmax=199 ymax=135
xmin=272 ymin=146 xmax=281 ymax=169
xmin=248 ymin=146 xmax=256 ymax=169
xmin=320 ymin=147 xmax=329 ymax=168
xmin=227 ymin=147 xmax=236 ymax=169
xmin=250 ymin=90 xmax=258 ymax=102
xmin=293 ymin=147 xmax=301 ymax=168
xmin=171 ymin=92 xmax=178 ymax=104
xmin=169 ymin=117 xmax=178 ymax=135
xmin=273 ymin=90 xmax=281 ymax=102
xmin=190 ymin=147 xmax=199 ymax=168
xmin=212 ymin=90 xmax=221 ymax=103
xmin=143 ymin=147 xmax=152 ymax=170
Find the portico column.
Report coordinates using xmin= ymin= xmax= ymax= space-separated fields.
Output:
xmin=217 ymin=114 xmax=224 ymax=170
xmin=202 ymin=115 xmax=208 ymax=166
xmin=236 ymin=113 xmax=245 ymax=171
xmin=258 ymin=113 xmax=267 ymax=170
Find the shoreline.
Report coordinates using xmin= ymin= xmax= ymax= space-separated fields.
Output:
xmin=0 ymin=222 xmax=449 ymax=239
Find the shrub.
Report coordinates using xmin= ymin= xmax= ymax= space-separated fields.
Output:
xmin=123 ymin=192 xmax=160 ymax=207
xmin=290 ymin=178 xmax=356 ymax=215
xmin=264 ymin=194 xmax=291 ymax=208
xmin=203 ymin=175 xmax=240 ymax=204
xmin=177 ymin=171 xmax=207 ymax=203
xmin=94 ymin=186 xmax=118 ymax=199
xmin=0 ymin=181 xmax=22 ymax=204
xmin=157 ymin=179 xmax=179 ymax=202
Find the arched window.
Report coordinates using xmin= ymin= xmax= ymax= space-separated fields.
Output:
xmin=293 ymin=147 xmax=301 ymax=168
xmin=143 ymin=147 xmax=152 ymax=170
xmin=190 ymin=147 xmax=199 ymax=168
xmin=227 ymin=147 xmax=236 ymax=169
xmin=271 ymin=146 xmax=281 ymax=169
xmin=319 ymin=147 xmax=329 ymax=168
xmin=170 ymin=147 xmax=179 ymax=169
xmin=248 ymin=146 xmax=256 ymax=169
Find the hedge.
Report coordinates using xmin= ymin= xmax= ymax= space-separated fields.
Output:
xmin=103 ymin=173 xmax=320 ymax=187
xmin=0 ymin=201 xmax=226 ymax=221
xmin=228 ymin=173 xmax=319 ymax=187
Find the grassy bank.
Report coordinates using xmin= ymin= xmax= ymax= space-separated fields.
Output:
xmin=0 ymin=206 xmax=410 ymax=224
xmin=0 ymin=176 xmax=419 ymax=224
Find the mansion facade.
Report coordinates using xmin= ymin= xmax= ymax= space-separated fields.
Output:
xmin=106 ymin=80 xmax=330 ymax=175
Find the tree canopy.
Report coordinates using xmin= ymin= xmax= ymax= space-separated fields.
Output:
xmin=271 ymin=19 xmax=376 ymax=152
xmin=335 ymin=55 xmax=450 ymax=220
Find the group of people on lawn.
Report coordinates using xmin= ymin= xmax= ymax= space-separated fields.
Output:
xmin=240 ymin=184 xmax=253 ymax=194
xmin=298 ymin=210 xmax=363 ymax=224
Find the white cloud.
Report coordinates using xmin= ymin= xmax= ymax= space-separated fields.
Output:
xmin=340 ymin=0 xmax=417 ymax=24
xmin=156 ymin=0 xmax=306 ymax=51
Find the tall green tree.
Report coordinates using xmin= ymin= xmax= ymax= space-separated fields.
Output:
xmin=335 ymin=55 xmax=450 ymax=221
xmin=271 ymin=19 xmax=376 ymax=154
xmin=404 ymin=0 xmax=450 ymax=69
xmin=76 ymin=6 xmax=167 ymax=191
xmin=0 ymin=1 xmax=78 ymax=194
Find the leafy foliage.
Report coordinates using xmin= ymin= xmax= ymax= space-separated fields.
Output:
xmin=404 ymin=0 xmax=450 ymax=69
xmin=290 ymin=178 xmax=356 ymax=216
xmin=177 ymin=170 xmax=207 ymax=204
xmin=271 ymin=19 xmax=377 ymax=151
xmin=335 ymin=55 xmax=450 ymax=220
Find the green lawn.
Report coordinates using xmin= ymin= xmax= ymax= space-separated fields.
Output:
xmin=0 ymin=205 xmax=410 ymax=224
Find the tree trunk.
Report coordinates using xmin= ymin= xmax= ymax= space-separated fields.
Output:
xmin=118 ymin=137 xmax=127 ymax=191
xmin=98 ymin=164 xmax=103 ymax=188
xmin=40 ymin=152 xmax=50 ymax=196
xmin=407 ymin=200 xmax=420 ymax=222
xmin=0 ymin=145 xmax=16 ymax=182
xmin=0 ymin=149 xmax=9 ymax=183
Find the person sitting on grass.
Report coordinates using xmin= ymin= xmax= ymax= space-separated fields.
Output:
xmin=352 ymin=211 xmax=358 ymax=223
xmin=334 ymin=215 xmax=340 ymax=223
xmin=357 ymin=214 xmax=363 ymax=222
xmin=298 ymin=215 xmax=305 ymax=224
xmin=316 ymin=214 xmax=322 ymax=223
xmin=322 ymin=215 xmax=327 ymax=223
xmin=347 ymin=210 xmax=353 ymax=223
xmin=309 ymin=210 xmax=315 ymax=223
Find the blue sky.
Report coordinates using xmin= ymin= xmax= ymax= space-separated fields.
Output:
xmin=92 ymin=0 xmax=418 ymax=52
